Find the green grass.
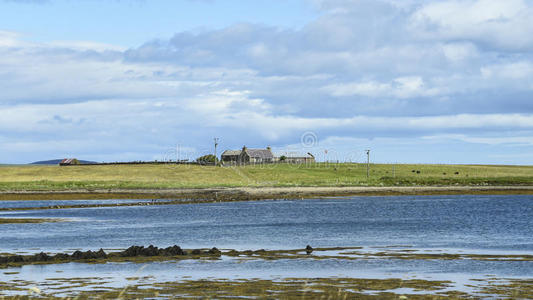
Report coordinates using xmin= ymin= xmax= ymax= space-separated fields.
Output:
xmin=0 ymin=163 xmax=532 ymax=191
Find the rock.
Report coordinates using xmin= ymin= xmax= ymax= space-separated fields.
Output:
xmin=122 ymin=246 xmax=143 ymax=257
xmin=33 ymin=252 xmax=50 ymax=262
xmin=167 ymin=245 xmax=184 ymax=256
xmin=143 ymin=245 xmax=159 ymax=256
xmin=71 ymin=250 xmax=84 ymax=260
xmin=54 ymin=253 xmax=69 ymax=260
xmin=70 ymin=250 xmax=99 ymax=260
xmin=208 ymin=247 xmax=221 ymax=255
xmin=84 ymin=250 xmax=97 ymax=259
xmin=7 ymin=255 xmax=24 ymax=263
xmin=96 ymin=249 xmax=107 ymax=259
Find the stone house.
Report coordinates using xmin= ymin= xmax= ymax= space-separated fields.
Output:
xmin=221 ymin=146 xmax=276 ymax=165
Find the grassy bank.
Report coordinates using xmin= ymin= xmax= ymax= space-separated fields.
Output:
xmin=0 ymin=163 xmax=532 ymax=191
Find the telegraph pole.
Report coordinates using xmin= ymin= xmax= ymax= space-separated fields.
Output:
xmin=214 ymin=138 xmax=219 ymax=166
xmin=366 ymin=150 xmax=370 ymax=179
xmin=175 ymin=142 xmax=183 ymax=163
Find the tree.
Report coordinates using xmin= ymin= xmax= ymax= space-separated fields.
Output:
xmin=279 ymin=155 xmax=287 ymax=162
xmin=196 ymin=154 xmax=217 ymax=164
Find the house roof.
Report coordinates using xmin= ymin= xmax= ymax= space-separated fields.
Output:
xmin=59 ymin=158 xmax=78 ymax=165
xmin=221 ymin=150 xmax=241 ymax=156
xmin=245 ymin=148 xmax=274 ymax=159
xmin=221 ymin=148 xmax=275 ymax=159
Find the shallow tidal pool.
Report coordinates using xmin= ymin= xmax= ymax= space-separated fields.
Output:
xmin=2 ymin=194 xmax=533 ymax=298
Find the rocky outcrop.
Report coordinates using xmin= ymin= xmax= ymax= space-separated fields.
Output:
xmin=0 ymin=244 xmax=223 ymax=268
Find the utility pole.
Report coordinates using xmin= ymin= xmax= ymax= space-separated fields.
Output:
xmin=176 ymin=143 xmax=180 ymax=163
xmin=366 ymin=150 xmax=370 ymax=179
xmin=214 ymin=138 xmax=219 ymax=166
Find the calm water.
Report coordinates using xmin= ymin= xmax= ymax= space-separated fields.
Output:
xmin=0 ymin=198 xmax=168 ymax=209
xmin=1 ymin=195 xmax=533 ymax=252
xmin=2 ymin=195 xmax=533 ymax=296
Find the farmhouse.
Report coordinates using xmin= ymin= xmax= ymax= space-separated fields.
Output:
xmin=221 ymin=146 xmax=276 ymax=165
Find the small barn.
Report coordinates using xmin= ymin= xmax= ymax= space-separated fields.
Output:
xmin=280 ymin=152 xmax=316 ymax=164
xmin=221 ymin=150 xmax=241 ymax=164
xmin=59 ymin=158 xmax=80 ymax=166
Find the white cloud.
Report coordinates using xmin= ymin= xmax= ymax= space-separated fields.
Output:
xmin=423 ymin=134 xmax=533 ymax=146
xmin=322 ymin=76 xmax=440 ymax=99
xmin=411 ymin=0 xmax=533 ymax=51
xmin=48 ymin=40 xmax=127 ymax=52
xmin=322 ymin=81 xmax=391 ymax=97
xmin=2 ymin=0 xmax=533 ymax=163
xmin=0 ymin=30 xmax=22 ymax=47
xmin=481 ymin=61 xmax=533 ymax=80
xmin=441 ymin=42 xmax=478 ymax=62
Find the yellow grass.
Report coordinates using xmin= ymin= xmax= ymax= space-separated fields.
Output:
xmin=0 ymin=163 xmax=532 ymax=191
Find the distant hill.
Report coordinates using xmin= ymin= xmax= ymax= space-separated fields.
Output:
xmin=30 ymin=159 xmax=98 ymax=165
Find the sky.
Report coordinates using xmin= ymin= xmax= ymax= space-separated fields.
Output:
xmin=1 ymin=0 xmax=533 ymax=164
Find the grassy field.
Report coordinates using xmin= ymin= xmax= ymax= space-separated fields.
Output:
xmin=0 ymin=163 xmax=532 ymax=191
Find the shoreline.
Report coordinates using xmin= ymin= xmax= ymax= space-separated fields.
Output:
xmin=1 ymin=185 xmax=533 ymax=201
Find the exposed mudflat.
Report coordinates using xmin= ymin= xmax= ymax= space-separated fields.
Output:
xmin=0 ymin=218 xmax=63 ymax=224
xmin=1 ymin=185 xmax=533 ymax=201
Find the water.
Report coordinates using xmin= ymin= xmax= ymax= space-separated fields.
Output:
xmin=2 ymin=194 xmax=533 ymax=296
xmin=1 ymin=195 xmax=533 ymax=253
xmin=0 ymin=198 xmax=166 ymax=209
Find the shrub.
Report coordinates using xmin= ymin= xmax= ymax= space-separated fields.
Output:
xmin=196 ymin=154 xmax=217 ymax=164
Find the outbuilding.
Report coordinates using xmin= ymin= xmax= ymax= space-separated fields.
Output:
xmin=59 ymin=158 xmax=80 ymax=166
xmin=280 ymin=152 xmax=316 ymax=164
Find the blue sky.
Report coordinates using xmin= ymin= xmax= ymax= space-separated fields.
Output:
xmin=1 ymin=0 xmax=533 ymax=164
xmin=0 ymin=0 xmax=317 ymax=46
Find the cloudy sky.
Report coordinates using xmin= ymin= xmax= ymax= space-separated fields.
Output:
xmin=1 ymin=0 xmax=533 ymax=164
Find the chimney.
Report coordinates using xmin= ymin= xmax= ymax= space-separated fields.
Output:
xmin=242 ymin=145 xmax=247 ymax=151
